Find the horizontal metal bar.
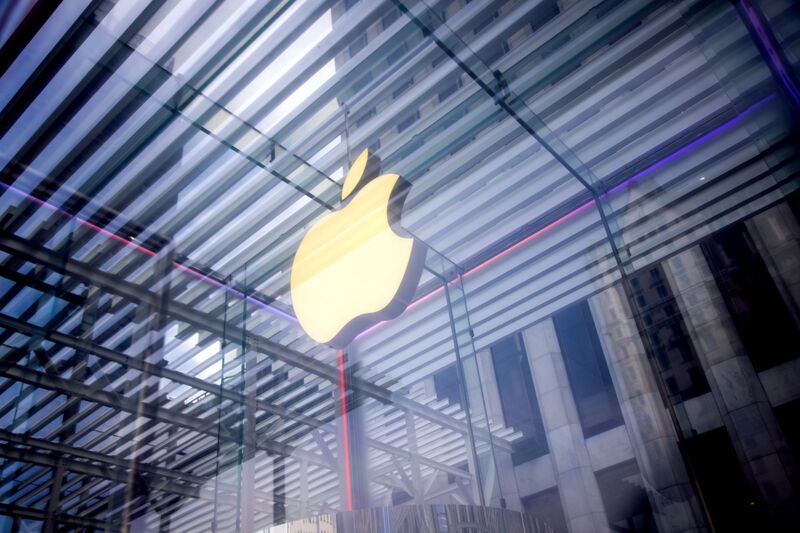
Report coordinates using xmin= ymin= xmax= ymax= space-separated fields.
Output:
xmin=0 ymin=428 xmax=205 ymax=486
xmin=0 ymin=232 xmax=506 ymax=448
xmin=0 ymin=358 xmax=293 ymax=457
xmin=0 ymin=311 xmax=324 ymax=429
xmin=0 ymin=502 xmax=116 ymax=531
xmin=0 ymin=444 xmax=199 ymax=500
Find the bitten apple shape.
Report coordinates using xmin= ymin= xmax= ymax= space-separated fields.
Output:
xmin=290 ymin=149 xmax=425 ymax=348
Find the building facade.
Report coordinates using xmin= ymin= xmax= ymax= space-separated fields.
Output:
xmin=0 ymin=0 xmax=798 ymax=531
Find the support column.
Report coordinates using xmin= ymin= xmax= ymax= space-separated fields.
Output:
xmin=522 ymin=320 xmax=608 ymax=533
xmin=475 ymin=349 xmax=505 ymax=428
xmin=589 ymin=284 xmax=707 ymax=532
xmin=241 ymin=353 xmax=258 ymax=533
xmin=298 ymin=458 xmax=309 ymax=518
xmin=42 ymin=462 xmax=64 ymax=533
xmin=663 ymin=246 xmax=799 ymax=527
xmin=125 ymin=245 xmax=174 ymax=532
xmin=405 ymin=411 xmax=424 ymax=504
xmin=336 ymin=350 xmax=356 ymax=512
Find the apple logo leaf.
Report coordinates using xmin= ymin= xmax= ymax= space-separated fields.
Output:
xmin=341 ymin=149 xmax=367 ymax=200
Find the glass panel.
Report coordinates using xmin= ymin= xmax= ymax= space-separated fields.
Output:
xmin=595 ymin=460 xmax=656 ymax=532
xmin=683 ymin=428 xmax=768 ymax=530
xmin=433 ymin=363 xmax=462 ymax=407
xmin=522 ymin=487 xmax=567 ymax=533
xmin=0 ymin=0 xmax=798 ymax=531
xmin=442 ymin=270 xmax=504 ymax=509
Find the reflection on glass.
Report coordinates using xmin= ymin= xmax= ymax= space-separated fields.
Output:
xmin=553 ymin=300 xmax=623 ymax=437
xmin=701 ymin=222 xmax=800 ymax=371
xmin=0 ymin=0 xmax=798 ymax=531
xmin=628 ymin=264 xmax=710 ymax=404
xmin=490 ymin=333 xmax=548 ymax=465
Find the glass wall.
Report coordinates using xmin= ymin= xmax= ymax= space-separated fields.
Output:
xmin=0 ymin=0 xmax=798 ymax=531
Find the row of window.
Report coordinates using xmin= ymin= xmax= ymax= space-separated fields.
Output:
xmin=339 ymin=0 xmax=560 ymax=153
xmin=435 ymin=297 xmax=623 ymax=465
xmin=430 ymin=203 xmax=800 ymax=531
xmin=523 ymin=459 xmax=656 ymax=533
xmin=523 ymin=424 xmax=776 ymax=533
xmin=434 ymin=202 xmax=800 ymax=466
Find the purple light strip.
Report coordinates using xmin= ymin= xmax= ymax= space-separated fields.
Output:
xmin=739 ymin=0 xmax=800 ymax=109
xmin=358 ymin=93 xmax=776 ymax=339
xmin=603 ymin=93 xmax=775 ymax=197
xmin=1 ymin=94 xmax=775 ymax=338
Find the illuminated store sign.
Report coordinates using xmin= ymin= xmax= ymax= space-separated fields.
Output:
xmin=290 ymin=149 xmax=425 ymax=347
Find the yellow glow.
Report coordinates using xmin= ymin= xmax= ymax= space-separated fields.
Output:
xmin=290 ymin=172 xmax=418 ymax=346
xmin=341 ymin=148 xmax=368 ymax=200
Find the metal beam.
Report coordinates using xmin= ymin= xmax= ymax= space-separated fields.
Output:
xmin=0 ymin=358 xmax=290 ymax=458
xmin=406 ymin=410 xmax=424 ymax=503
xmin=0 ymin=236 xmax=501 ymax=512
xmin=0 ymin=432 xmax=301 ymax=517
xmin=0 ymin=311 xmax=324 ymax=430
xmin=0 ymin=264 xmax=86 ymax=306
xmin=0 ymin=429 xmax=205 ymax=486
xmin=0 ymin=333 xmax=482 ymax=514
xmin=42 ymin=462 xmax=64 ymax=533
xmin=0 ymin=232 xmax=512 ymax=450
xmin=0 ymin=311 xmax=490 ymax=510
xmin=0 ymin=434 xmax=199 ymax=500
xmin=0 ymin=502 xmax=116 ymax=531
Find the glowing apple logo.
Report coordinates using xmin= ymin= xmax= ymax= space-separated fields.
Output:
xmin=290 ymin=148 xmax=425 ymax=348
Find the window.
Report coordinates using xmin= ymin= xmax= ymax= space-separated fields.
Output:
xmin=432 ymin=50 xmax=448 ymax=69
xmin=790 ymin=189 xmax=800 ymax=222
xmin=553 ymin=300 xmax=623 ymax=437
xmin=774 ymin=399 xmax=800 ymax=463
xmin=629 ymin=264 xmax=710 ymax=403
xmin=522 ymin=487 xmax=567 ymax=533
xmin=595 ymin=460 xmax=655 ymax=532
xmin=481 ymin=40 xmax=508 ymax=66
xmin=386 ymin=43 xmax=408 ymax=67
xmin=392 ymin=79 xmax=414 ymax=100
xmin=381 ymin=7 xmax=400 ymax=30
xmin=491 ymin=333 xmax=548 ymax=464
xmin=473 ymin=12 xmax=497 ymax=35
xmin=348 ymin=33 xmax=367 ymax=57
xmin=396 ymin=110 xmax=419 ymax=133
xmin=684 ymin=428 xmax=767 ymax=531
xmin=350 ymin=72 xmax=373 ymax=94
xmin=391 ymin=488 xmax=412 ymax=505
xmin=354 ymin=108 xmax=376 ymax=130
xmin=701 ymin=223 xmax=800 ymax=371
xmin=530 ymin=1 xmax=560 ymax=33
xmin=437 ymin=78 xmax=462 ymax=103
xmin=433 ymin=364 xmax=462 ymax=407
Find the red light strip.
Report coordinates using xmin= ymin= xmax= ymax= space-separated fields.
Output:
xmin=356 ymin=95 xmax=774 ymax=340
xmin=461 ymin=199 xmax=595 ymax=278
xmin=355 ymin=200 xmax=597 ymax=339
xmin=0 ymin=182 xmax=297 ymax=321
xmin=338 ymin=349 xmax=354 ymax=511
